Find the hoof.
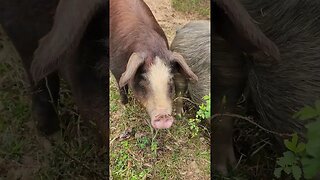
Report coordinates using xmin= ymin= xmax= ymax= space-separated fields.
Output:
xmin=175 ymin=107 xmax=184 ymax=116
xmin=120 ymin=95 xmax=128 ymax=104
xmin=214 ymin=141 xmax=237 ymax=175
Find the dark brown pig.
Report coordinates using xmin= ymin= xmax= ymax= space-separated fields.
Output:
xmin=0 ymin=0 xmax=108 ymax=144
xmin=213 ymin=0 xmax=320 ymax=177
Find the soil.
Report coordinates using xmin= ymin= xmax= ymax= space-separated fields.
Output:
xmin=144 ymin=0 xmax=202 ymax=44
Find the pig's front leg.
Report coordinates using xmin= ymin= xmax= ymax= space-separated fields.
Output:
xmin=119 ymin=84 xmax=129 ymax=104
xmin=173 ymin=72 xmax=188 ymax=115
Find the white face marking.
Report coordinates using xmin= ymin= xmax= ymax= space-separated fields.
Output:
xmin=145 ymin=57 xmax=172 ymax=116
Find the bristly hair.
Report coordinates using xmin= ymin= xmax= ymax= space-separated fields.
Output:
xmin=243 ymin=0 xmax=320 ymax=137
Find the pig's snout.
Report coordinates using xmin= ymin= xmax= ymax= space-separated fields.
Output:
xmin=151 ymin=114 xmax=174 ymax=129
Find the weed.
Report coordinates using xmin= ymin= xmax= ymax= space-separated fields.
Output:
xmin=188 ymin=94 xmax=210 ymax=137
xmin=274 ymin=100 xmax=320 ymax=180
xmin=136 ymin=136 xmax=150 ymax=149
xmin=151 ymin=140 xmax=158 ymax=155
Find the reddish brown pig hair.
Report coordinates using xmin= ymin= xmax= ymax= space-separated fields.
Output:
xmin=109 ymin=0 xmax=198 ymax=129
xmin=110 ymin=0 xmax=197 ymax=86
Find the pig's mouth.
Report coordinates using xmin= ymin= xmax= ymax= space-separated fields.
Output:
xmin=151 ymin=114 xmax=174 ymax=129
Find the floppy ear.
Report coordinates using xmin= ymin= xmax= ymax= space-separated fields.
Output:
xmin=30 ymin=0 xmax=106 ymax=82
xmin=213 ymin=0 xmax=281 ymax=62
xmin=171 ymin=52 xmax=198 ymax=82
xmin=119 ymin=53 xmax=145 ymax=88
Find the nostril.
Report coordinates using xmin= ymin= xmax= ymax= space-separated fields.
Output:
xmin=154 ymin=119 xmax=161 ymax=122
xmin=154 ymin=114 xmax=173 ymax=123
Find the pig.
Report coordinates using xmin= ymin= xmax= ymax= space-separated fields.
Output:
xmin=109 ymin=0 xmax=198 ymax=129
xmin=213 ymin=0 xmax=320 ymax=176
xmin=170 ymin=20 xmax=210 ymax=114
xmin=0 ymin=0 xmax=109 ymax=144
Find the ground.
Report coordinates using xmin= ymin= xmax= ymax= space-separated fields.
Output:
xmin=109 ymin=0 xmax=211 ymax=179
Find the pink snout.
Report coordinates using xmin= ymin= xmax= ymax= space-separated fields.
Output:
xmin=151 ymin=114 xmax=174 ymax=129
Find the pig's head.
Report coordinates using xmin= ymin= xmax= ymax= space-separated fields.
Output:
xmin=118 ymin=52 xmax=198 ymax=129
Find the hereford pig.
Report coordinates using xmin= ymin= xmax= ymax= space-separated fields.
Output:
xmin=213 ymin=0 xmax=320 ymax=176
xmin=110 ymin=0 xmax=198 ymax=129
xmin=0 ymin=0 xmax=108 ymax=144
xmin=170 ymin=20 xmax=210 ymax=114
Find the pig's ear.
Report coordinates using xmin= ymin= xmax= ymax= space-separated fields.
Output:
xmin=171 ymin=52 xmax=198 ymax=82
xmin=119 ymin=53 xmax=145 ymax=88
xmin=214 ymin=0 xmax=281 ymax=62
xmin=30 ymin=0 xmax=106 ymax=82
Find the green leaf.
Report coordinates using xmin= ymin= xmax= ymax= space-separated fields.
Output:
xmin=203 ymin=94 xmax=210 ymax=101
xmin=205 ymin=112 xmax=210 ymax=119
xmin=305 ymin=142 xmax=320 ymax=158
xmin=302 ymin=157 xmax=320 ymax=179
xmin=294 ymin=106 xmax=318 ymax=120
xmin=283 ymin=151 xmax=296 ymax=165
xmin=291 ymin=133 xmax=298 ymax=148
xmin=274 ymin=167 xmax=283 ymax=178
xmin=295 ymin=143 xmax=306 ymax=153
xmin=284 ymin=133 xmax=298 ymax=152
xmin=305 ymin=121 xmax=320 ymax=158
xmin=277 ymin=157 xmax=287 ymax=167
xmin=151 ymin=144 xmax=157 ymax=152
xmin=283 ymin=166 xmax=291 ymax=174
xmin=284 ymin=139 xmax=295 ymax=152
xmin=291 ymin=165 xmax=302 ymax=180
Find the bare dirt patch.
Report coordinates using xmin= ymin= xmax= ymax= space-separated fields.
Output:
xmin=144 ymin=0 xmax=205 ymax=43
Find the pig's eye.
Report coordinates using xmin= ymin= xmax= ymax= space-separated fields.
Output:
xmin=170 ymin=62 xmax=177 ymax=69
xmin=139 ymin=79 xmax=149 ymax=87
xmin=137 ymin=73 xmax=149 ymax=87
xmin=141 ymin=73 xmax=148 ymax=80
xmin=134 ymin=80 xmax=147 ymax=97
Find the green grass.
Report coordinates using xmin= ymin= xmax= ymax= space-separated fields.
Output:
xmin=109 ymin=74 xmax=210 ymax=179
xmin=172 ymin=0 xmax=210 ymax=18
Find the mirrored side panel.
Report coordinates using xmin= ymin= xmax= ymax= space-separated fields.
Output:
xmin=0 ymin=0 xmax=109 ymax=178
xmin=212 ymin=0 xmax=320 ymax=179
